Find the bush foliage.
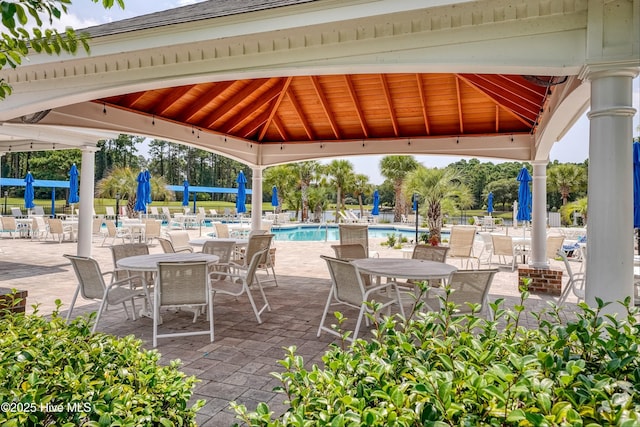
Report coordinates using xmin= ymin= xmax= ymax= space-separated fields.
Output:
xmin=233 ymin=285 xmax=640 ymax=426
xmin=0 ymin=301 xmax=203 ymax=426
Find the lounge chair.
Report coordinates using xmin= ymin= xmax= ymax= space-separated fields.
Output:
xmin=446 ymin=226 xmax=479 ymax=269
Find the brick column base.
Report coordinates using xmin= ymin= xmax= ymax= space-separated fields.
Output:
xmin=517 ymin=266 xmax=563 ymax=296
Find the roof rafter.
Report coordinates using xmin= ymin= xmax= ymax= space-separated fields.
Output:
xmin=258 ymin=76 xmax=292 ymax=141
xmin=343 ymin=75 xmax=369 ymax=137
xmin=455 ymin=76 xmax=464 ymax=134
xmin=415 ymin=74 xmax=431 ymax=135
xmin=379 ymin=75 xmax=399 ymax=137
xmin=199 ymin=78 xmax=270 ymax=128
xmin=152 ymin=85 xmax=196 ymax=116
xmin=286 ymin=88 xmax=314 ymax=140
xmin=176 ymin=81 xmax=235 ymax=123
xmin=310 ymin=76 xmax=340 ymax=140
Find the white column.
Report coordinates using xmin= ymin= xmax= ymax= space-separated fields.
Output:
xmin=77 ymin=146 xmax=97 ymax=257
xmin=251 ymin=167 xmax=263 ymax=231
xmin=530 ymin=160 xmax=549 ymax=268
xmin=586 ymin=68 xmax=638 ymax=316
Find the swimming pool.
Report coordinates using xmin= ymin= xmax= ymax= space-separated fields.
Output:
xmin=270 ymin=224 xmax=441 ymax=242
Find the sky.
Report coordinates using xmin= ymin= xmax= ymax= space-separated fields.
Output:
xmin=61 ymin=0 xmax=640 ymax=184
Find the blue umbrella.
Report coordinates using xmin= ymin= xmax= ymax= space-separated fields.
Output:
xmin=134 ymin=171 xmax=147 ymax=212
xmin=182 ymin=179 xmax=189 ymax=207
xmin=144 ymin=170 xmax=152 ymax=205
xmin=24 ymin=171 xmax=35 ymax=210
xmin=271 ymin=186 xmax=279 ymax=208
xmin=236 ymin=171 xmax=247 ymax=214
xmin=68 ymin=164 xmax=79 ymax=205
xmin=371 ymin=190 xmax=380 ymax=215
xmin=487 ymin=191 xmax=494 ymax=215
xmin=516 ymin=167 xmax=532 ymax=223
xmin=633 ymin=142 xmax=640 ymax=253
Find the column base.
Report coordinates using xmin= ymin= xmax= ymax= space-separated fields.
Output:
xmin=518 ymin=266 xmax=562 ymax=296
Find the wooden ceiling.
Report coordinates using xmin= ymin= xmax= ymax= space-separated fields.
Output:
xmin=98 ymin=72 xmax=553 ymax=145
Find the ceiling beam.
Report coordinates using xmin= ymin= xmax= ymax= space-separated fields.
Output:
xmin=310 ymin=76 xmax=340 ymax=140
xmin=286 ymin=88 xmax=314 ymax=140
xmin=258 ymin=76 xmax=292 ymax=141
xmin=152 ymin=85 xmax=197 ymax=116
xmin=455 ymin=76 xmax=464 ymax=134
xmin=343 ymin=75 xmax=369 ymax=138
xmin=199 ymin=79 xmax=270 ymax=128
xmin=379 ymin=75 xmax=399 ymax=137
xmin=416 ymin=74 xmax=431 ymax=135
xmin=176 ymin=81 xmax=234 ymax=123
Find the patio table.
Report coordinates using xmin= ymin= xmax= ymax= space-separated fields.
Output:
xmin=351 ymin=258 xmax=457 ymax=282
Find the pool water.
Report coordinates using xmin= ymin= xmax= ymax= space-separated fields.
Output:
xmin=270 ymin=225 xmax=445 ymax=242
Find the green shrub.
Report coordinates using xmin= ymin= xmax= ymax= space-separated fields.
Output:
xmin=232 ymin=285 xmax=640 ymax=426
xmin=384 ymin=233 xmax=397 ymax=247
xmin=0 ymin=301 xmax=203 ymax=426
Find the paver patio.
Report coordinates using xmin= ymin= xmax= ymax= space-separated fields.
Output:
xmin=0 ymin=227 xmax=581 ymax=425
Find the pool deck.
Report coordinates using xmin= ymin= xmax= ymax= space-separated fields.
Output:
xmin=0 ymin=227 xmax=581 ymax=425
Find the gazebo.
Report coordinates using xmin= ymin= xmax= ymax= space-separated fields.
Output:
xmin=0 ymin=0 xmax=637 ymax=317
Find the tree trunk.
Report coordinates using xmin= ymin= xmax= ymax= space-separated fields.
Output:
xmin=427 ymin=201 xmax=442 ymax=242
xmin=393 ymin=180 xmax=403 ymax=223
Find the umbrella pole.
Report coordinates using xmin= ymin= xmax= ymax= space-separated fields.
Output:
xmin=637 ymin=228 xmax=640 ymax=255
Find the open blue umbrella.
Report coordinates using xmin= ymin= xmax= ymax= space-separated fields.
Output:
xmin=182 ymin=179 xmax=189 ymax=207
xmin=68 ymin=164 xmax=79 ymax=205
xmin=236 ymin=171 xmax=247 ymax=214
xmin=271 ymin=186 xmax=279 ymax=208
xmin=371 ymin=189 xmax=380 ymax=215
xmin=487 ymin=191 xmax=494 ymax=215
xmin=516 ymin=167 xmax=532 ymax=223
xmin=24 ymin=172 xmax=35 ymax=210
xmin=134 ymin=171 xmax=147 ymax=213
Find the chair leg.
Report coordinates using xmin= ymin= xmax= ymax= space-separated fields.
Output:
xmin=92 ymin=298 xmax=109 ymax=333
xmin=66 ymin=286 xmax=80 ymax=322
xmin=317 ymin=288 xmax=335 ymax=337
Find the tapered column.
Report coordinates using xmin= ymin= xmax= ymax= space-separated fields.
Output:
xmin=530 ymin=160 xmax=549 ymax=268
xmin=77 ymin=146 xmax=97 ymax=257
xmin=251 ymin=167 xmax=263 ymax=231
xmin=586 ymin=68 xmax=638 ymax=316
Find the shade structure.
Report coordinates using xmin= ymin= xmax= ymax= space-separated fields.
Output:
xmin=516 ymin=167 xmax=532 ymax=222
xmin=487 ymin=192 xmax=494 ymax=215
xmin=182 ymin=179 xmax=189 ymax=207
xmin=271 ymin=186 xmax=279 ymax=207
xmin=68 ymin=164 xmax=79 ymax=204
xmin=371 ymin=190 xmax=380 ymax=215
xmin=134 ymin=171 xmax=147 ymax=212
xmin=236 ymin=171 xmax=247 ymax=214
xmin=24 ymin=172 xmax=35 ymax=209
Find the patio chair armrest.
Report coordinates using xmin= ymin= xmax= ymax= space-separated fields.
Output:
xmin=363 ymin=281 xmax=402 ymax=298
xmin=209 ymin=269 xmax=246 ymax=282
xmin=107 ymin=275 xmax=145 ymax=290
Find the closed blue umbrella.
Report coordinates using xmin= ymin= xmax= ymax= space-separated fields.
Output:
xmin=144 ymin=170 xmax=152 ymax=205
xmin=487 ymin=191 xmax=494 ymax=215
xmin=24 ymin=172 xmax=35 ymax=210
xmin=633 ymin=142 xmax=640 ymax=253
xmin=134 ymin=171 xmax=147 ymax=212
xmin=371 ymin=190 xmax=380 ymax=215
xmin=68 ymin=164 xmax=79 ymax=205
xmin=271 ymin=186 xmax=279 ymax=208
xmin=516 ymin=167 xmax=532 ymax=223
xmin=182 ymin=179 xmax=189 ymax=207
xmin=236 ymin=171 xmax=247 ymax=214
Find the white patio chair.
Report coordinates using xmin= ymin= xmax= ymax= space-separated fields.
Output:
xmin=142 ymin=219 xmax=162 ymax=244
xmin=149 ymin=206 xmax=160 ymax=219
xmin=167 ymin=230 xmax=194 ymax=253
xmin=32 ymin=206 xmax=46 ymax=216
xmin=546 ymin=235 xmax=565 ymax=262
xmin=11 ymin=207 xmax=25 ymax=218
xmin=102 ymin=219 xmax=132 ymax=246
xmin=447 ymin=225 xmax=479 ymax=268
xmin=153 ymin=261 xmax=214 ymax=347
xmin=213 ymin=222 xmax=230 ymax=238
xmin=432 ymin=269 xmax=498 ymax=320
xmin=46 ymin=218 xmax=74 ymax=243
xmin=31 ymin=216 xmax=48 ymax=240
xmin=202 ymin=240 xmax=235 ymax=279
xmin=557 ymin=250 xmax=585 ymax=305
xmin=338 ymin=224 xmax=378 ymax=258
xmin=1 ymin=216 xmax=24 ymax=238
xmin=491 ymin=234 xmax=517 ymax=271
xmin=210 ymin=241 xmax=272 ymax=324
xmin=477 ymin=232 xmax=494 ymax=265
xmin=317 ymin=255 xmax=405 ymax=342
xmin=64 ymin=254 xmax=147 ymax=333
xmin=105 ymin=206 xmax=116 ymax=219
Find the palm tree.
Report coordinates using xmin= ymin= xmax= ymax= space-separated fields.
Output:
xmin=291 ymin=161 xmax=323 ymax=222
xmin=326 ymin=160 xmax=355 ymax=220
xmin=96 ymin=167 xmax=173 ymax=217
xmin=380 ymin=155 xmax=419 ymax=222
xmin=264 ymin=165 xmax=297 ymax=213
xmin=404 ymin=166 xmax=471 ymax=242
xmin=548 ymin=164 xmax=586 ymax=206
xmin=352 ymin=173 xmax=373 ymax=217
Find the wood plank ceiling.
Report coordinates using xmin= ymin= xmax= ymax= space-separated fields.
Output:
xmin=98 ymin=72 xmax=553 ymax=145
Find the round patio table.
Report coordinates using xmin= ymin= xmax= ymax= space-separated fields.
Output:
xmin=117 ymin=253 xmax=219 ymax=272
xmin=351 ymin=258 xmax=456 ymax=282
